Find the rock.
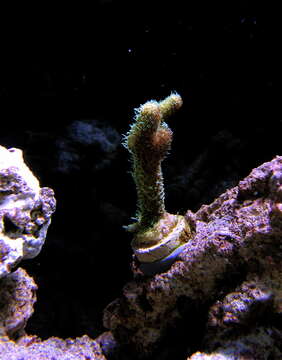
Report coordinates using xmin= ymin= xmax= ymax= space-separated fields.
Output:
xmin=0 ymin=268 xmax=37 ymax=338
xmin=103 ymin=156 xmax=282 ymax=358
xmin=0 ymin=334 xmax=106 ymax=360
xmin=96 ymin=331 xmax=120 ymax=358
xmin=0 ymin=146 xmax=56 ymax=278
xmin=187 ymin=327 xmax=281 ymax=360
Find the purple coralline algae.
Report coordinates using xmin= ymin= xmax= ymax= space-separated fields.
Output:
xmin=0 ymin=335 xmax=106 ymax=360
xmin=104 ymin=156 xmax=282 ymax=358
xmin=0 ymin=268 xmax=37 ymax=338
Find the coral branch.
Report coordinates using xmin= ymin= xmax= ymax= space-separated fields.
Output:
xmin=124 ymin=93 xmax=182 ymax=229
xmin=123 ymin=94 xmax=190 ymax=268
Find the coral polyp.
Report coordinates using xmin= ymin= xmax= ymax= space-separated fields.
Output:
xmin=123 ymin=93 xmax=191 ymax=269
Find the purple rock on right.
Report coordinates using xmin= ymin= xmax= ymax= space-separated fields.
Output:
xmin=103 ymin=156 xmax=282 ymax=359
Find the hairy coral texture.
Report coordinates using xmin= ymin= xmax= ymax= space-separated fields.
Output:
xmin=123 ymin=93 xmax=190 ymax=265
xmin=124 ymin=93 xmax=182 ymax=229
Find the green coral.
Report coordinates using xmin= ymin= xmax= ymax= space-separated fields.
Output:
xmin=123 ymin=93 xmax=183 ymax=230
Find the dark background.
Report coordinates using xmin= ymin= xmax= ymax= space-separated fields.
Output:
xmin=0 ymin=0 xmax=281 ymax=343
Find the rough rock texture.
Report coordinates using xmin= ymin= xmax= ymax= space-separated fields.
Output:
xmin=0 ymin=334 xmax=106 ymax=360
xmin=0 ymin=268 xmax=37 ymax=338
xmin=103 ymin=156 xmax=282 ymax=358
xmin=187 ymin=327 xmax=281 ymax=360
xmin=0 ymin=146 xmax=56 ymax=278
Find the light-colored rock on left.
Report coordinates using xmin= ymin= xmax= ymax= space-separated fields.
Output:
xmin=0 ymin=146 xmax=56 ymax=278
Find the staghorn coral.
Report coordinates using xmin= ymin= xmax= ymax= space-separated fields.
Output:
xmin=123 ymin=93 xmax=191 ymax=269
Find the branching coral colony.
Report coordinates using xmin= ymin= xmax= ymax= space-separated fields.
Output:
xmin=123 ymin=93 xmax=192 ymax=275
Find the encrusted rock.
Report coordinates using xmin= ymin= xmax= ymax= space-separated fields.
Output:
xmin=187 ymin=327 xmax=281 ymax=360
xmin=0 ymin=334 xmax=106 ymax=360
xmin=96 ymin=331 xmax=120 ymax=358
xmin=0 ymin=268 xmax=37 ymax=338
xmin=103 ymin=156 xmax=282 ymax=358
xmin=0 ymin=146 xmax=56 ymax=278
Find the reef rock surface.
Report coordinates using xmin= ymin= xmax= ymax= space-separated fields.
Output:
xmin=0 ymin=268 xmax=37 ymax=338
xmin=103 ymin=156 xmax=282 ymax=359
xmin=0 ymin=146 xmax=56 ymax=278
xmin=0 ymin=335 xmax=106 ymax=360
